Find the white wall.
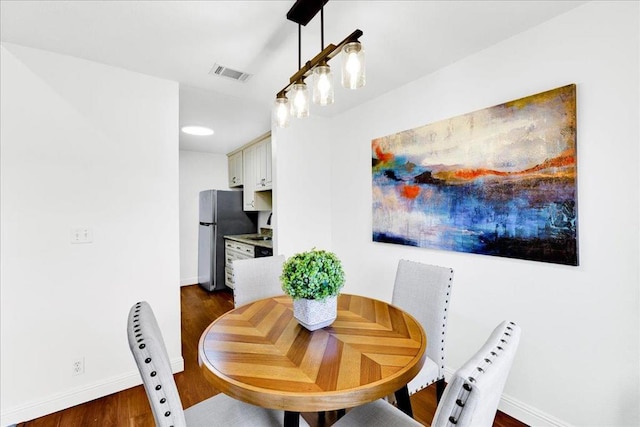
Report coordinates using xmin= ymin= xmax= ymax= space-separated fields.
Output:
xmin=272 ymin=118 xmax=333 ymax=257
xmin=0 ymin=44 xmax=181 ymax=426
xmin=276 ymin=2 xmax=639 ymax=426
xmin=179 ymin=150 xmax=229 ymax=285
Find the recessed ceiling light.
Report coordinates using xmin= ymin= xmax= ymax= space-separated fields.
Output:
xmin=181 ymin=126 xmax=214 ymax=136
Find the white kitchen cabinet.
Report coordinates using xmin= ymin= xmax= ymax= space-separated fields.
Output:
xmin=242 ymin=144 xmax=257 ymax=210
xmin=254 ymin=137 xmax=272 ymax=191
xmin=242 ymin=133 xmax=272 ymax=211
xmin=229 ymin=132 xmax=272 ymax=212
xmin=227 ymin=150 xmax=243 ymax=188
xmin=224 ymin=239 xmax=255 ymax=289
xmin=242 ymin=143 xmax=272 ymax=211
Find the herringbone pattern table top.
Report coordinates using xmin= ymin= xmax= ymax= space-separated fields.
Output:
xmin=199 ymin=294 xmax=426 ymax=412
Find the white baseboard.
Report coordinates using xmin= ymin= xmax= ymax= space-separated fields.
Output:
xmin=180 ymin=277 xmax=198 ymax=286
xmin=444 ymin=367 xmax=569 ymax=427
xmin=499 ymin=393 xmax=571 ymax=427
xmin=3 ymin=359 xmax=569 ymax=427
xmin=1 ymin=358 xmax=184 ymax=427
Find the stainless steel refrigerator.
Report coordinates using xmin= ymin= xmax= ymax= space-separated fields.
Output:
xmin=197 ymin=190 xmax=257 ymax=291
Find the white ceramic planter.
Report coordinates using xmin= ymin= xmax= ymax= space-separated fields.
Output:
xmin=292 ymin=295 xmax=337 ymax=331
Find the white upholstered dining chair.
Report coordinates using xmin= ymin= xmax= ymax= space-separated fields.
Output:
xmin=392 ymin=259 xmax=455 ymax=402
xmin=232 ymin=255 xmax=286 ymax=308
xmin=127 ymin=301 xmax=308 ymax=426
xmin=333 ymin=320 xmax=521 ymax=427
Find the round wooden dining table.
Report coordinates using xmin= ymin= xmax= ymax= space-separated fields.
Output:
xmin=198 ymin=293 xmax=426 ymax=427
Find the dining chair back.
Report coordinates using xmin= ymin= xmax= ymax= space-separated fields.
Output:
xmin=332 ymin=320 xmax=521 ymax=427
xmin=392 ymin=259 xmax=454 ymax=400
xmin=431 ymin=321 xmax=521 ymax=427
xmin=127 ymin=301 xmax=309 ymax=426
xmin=127 ymin=301 xmax=187 ymax=426
xmin=232 ymin=255 xmax=285 ymax=308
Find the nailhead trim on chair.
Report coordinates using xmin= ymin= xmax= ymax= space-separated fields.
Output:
xmin=445 ymin=322 xmax=517 ymax=426
xmin=397 ymin=263 xmax=454 ymax=397
xmin=442 ymin=273 xmax=452 ymax=373
xmin=129 ymin=302 xmax=178 ymax=426
xmin=435 ymin=271 xmax=454 ymax=400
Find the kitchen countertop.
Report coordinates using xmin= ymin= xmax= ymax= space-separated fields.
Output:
xmin=224 ymin=233 xmax=273 ymax=249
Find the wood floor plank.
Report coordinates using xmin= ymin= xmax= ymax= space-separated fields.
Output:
xmin=17 ymin=285 xmax=528 ymax=427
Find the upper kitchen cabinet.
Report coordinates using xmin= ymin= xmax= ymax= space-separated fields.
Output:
xmin=230 ymin=132 xmax=272 ymax=212
xmin=255 ymin=137 xmax=272 ymax=191
xmin=227 ymin=150 xmax=243 ymax=188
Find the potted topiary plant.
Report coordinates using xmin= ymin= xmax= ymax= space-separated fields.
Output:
xmin=280 ymin=248 xmax=345 ymax=331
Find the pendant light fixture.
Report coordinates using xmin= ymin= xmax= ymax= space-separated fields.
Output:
xmin=272 ymin=93 xmax=290 ymax=128
xmin=312 ymin=5 xmax=334 ymax=106
xmin=272 ymin=0 xmax=366 ymax=128
xmin=289 ymin=24 xmax=309 ymax=118
xmin=312 ymin=61 xmax=334 ymax=105
xmin=342 ymin=41 xmax=365 ymax=89
xmin=289 ymin=81 xmax=310 ymax=118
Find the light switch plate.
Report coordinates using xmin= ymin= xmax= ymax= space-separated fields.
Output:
xmin=70 ymin=226 xmax=92 ymax=244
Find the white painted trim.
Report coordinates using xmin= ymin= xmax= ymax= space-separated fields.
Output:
xmin=180 ymin=277 xmax=198 ymax=286
xmin=499 ymin=394 xmax=572 ymax=427
xmin=1 ymin=358 xmax=184 ymax=427
xmin=443 ymin=367 xmax=569 ymax=427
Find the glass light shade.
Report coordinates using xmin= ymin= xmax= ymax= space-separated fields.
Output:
xmin=272 ymin=97 xmax=290 ymax=128
xmin=341 ymin=41 xmax=366 ymax=89
xmin=312 ymin=64 xmax=334 ymax=106
xmin=289 ymin=82 xmax=309 ymax=118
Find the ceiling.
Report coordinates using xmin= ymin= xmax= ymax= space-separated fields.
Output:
xmin=0 ymin=1 xmax=586 ymax=155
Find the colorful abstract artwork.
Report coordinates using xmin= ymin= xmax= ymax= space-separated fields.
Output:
xmin=372 ymin=84 xmax=578 ymax=266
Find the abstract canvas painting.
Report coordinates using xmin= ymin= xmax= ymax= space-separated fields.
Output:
xmin=372 ymin=84 xmax=578 ymax=265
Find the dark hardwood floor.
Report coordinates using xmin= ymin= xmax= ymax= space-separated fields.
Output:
xmin=18 ymin=285 xmax=528 ymax=426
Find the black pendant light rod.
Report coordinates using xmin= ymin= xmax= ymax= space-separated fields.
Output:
xmin=320 ymin=4 xmax=324 ymax=50
xmin=298 ymin=24 xmax=302 ymax=70
xmin=276 ymin=29 xmax=362 ymax=97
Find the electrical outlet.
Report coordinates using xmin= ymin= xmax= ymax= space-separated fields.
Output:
xmin=72 ymin=357 xmax=85 ymax=376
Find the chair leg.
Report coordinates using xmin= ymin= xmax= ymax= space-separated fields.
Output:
xmin=317 ymin=409 xmax=344 ymax=425
xmin=394 ymin=385 xmax=414 ymax=418
xmin=436 ymin=378 xmax=446 ymax=403
xmin=284 ymin=411 xmax=300 ymax=427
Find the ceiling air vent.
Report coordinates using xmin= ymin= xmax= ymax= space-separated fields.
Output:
xmin=209 ymin=63 xmax=252 ymax=83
